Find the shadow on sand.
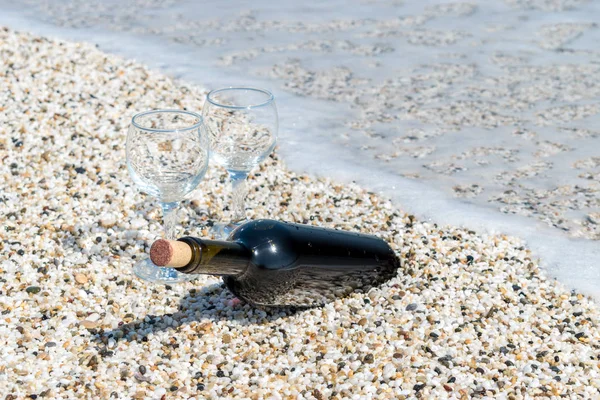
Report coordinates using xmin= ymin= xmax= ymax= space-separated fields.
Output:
xmin=92 ymin=282 xmax=303 ymax=346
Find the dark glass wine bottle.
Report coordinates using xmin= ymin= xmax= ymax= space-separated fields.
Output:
xmin=150 ymin=219 xmax=400 ymax=307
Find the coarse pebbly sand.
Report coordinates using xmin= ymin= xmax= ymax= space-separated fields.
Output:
xmin=1 ymin=27 xmax=600 ymax=399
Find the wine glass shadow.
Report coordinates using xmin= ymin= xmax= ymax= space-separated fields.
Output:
xmin=56 ymin=196 xmax=212 ymax=270
xmin=92 ymin=283 xmax=303 ymax=345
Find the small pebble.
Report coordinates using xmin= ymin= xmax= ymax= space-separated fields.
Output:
xmin=413 ymin=384 xmax=425 ymax=392
xmin=26 ymin=286 xmax=41 ymax=294
xmin=80 ymin=320 xmax=99 ymax=329
xmin=132 ymin=391 xmax=146 ymax=400
xmin=134 ymin=373 xmax=151 ymax=383
xmin=74 ymin=273 xmax=88 ymax=284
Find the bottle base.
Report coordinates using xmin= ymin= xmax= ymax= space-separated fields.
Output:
xmin=210 ymin=220 xmax=246 ymax=239
xmin=133 ymin=257 xmax=196 ymax=284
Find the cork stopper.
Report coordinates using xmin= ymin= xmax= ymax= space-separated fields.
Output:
xmin=150 ymin=239 xmax=193 ymax=268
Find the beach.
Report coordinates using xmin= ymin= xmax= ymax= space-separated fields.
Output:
xmin=0 ymin=0 xmax=598 ymax=298
xmin=1 ymin=24 xmax=600 ymax=399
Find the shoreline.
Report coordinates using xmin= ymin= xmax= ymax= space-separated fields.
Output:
xmin=0 ymin=3 xmax=598 ymax=303
xmin=1 ymin=28 xmax=600 ymax=399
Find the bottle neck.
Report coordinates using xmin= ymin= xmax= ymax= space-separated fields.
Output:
xmin=175 ymin=237 xmax=250 ymax=276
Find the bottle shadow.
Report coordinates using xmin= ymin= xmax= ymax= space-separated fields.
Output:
xmin=92 ymin=283 xmax=302 ymax=346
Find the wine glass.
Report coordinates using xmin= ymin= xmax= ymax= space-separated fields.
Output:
xmin=126 ymin=110 xmax=209 ymax=283
xmin=202 ymin=87 xmax=278 ymax=237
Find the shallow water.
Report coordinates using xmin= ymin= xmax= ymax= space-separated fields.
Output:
xmin=0 ymin=0 xmax=599 ymax=298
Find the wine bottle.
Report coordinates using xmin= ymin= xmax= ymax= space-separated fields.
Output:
xmin=150 ymin=219 xmax=400 ymax=307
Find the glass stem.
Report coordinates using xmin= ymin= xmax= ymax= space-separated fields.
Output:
xmin=229 ymin=171 xmax=249 ymax=223
xmin=161 ymin=201 xmax=179 ymax=240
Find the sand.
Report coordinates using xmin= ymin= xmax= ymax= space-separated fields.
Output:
xmin=1 ymin=27 xmax=600 ymax=399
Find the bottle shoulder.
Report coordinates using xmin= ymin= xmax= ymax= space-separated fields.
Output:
xmin=229 ymin=220 xmax=298 ymax=269
xmin=229 ymin=219 xmax=285 ymax=242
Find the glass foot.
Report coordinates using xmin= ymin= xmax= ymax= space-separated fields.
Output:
xmin=133 ymin=257 xmax=195 ymax=284
xmin=210 ymin=221 xmax=245 ymax=239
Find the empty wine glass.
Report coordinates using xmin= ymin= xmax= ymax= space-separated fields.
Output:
xmin=127 ymin=110 xmax=209 ymax=283
xmin=202 ymin=87 xmax=278 ymax=237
